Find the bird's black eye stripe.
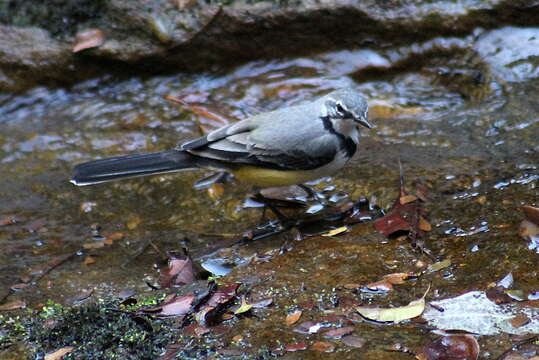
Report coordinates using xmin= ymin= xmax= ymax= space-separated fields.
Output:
xmin=336 ymin=102 xmax=345 ymax=115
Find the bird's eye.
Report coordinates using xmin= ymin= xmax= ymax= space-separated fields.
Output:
xmin=336 ymin=103 xmax=346 ymax=115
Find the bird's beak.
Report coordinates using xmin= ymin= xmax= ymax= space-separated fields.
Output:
xmin=356 ymin=116 xmax=374 ymax=129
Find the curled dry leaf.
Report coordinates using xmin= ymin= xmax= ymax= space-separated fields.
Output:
xmin=322 ymin=226 xmax=348 ymax=237
xmin=73 ymin=29 xmax=105 ymax=53
xmin=286 ymin=310 xmax=302 ymax=325
xmin=356 ymin=286 xmax=429 ymax=323
xmin=421 ymin=335 xmax=479 ymax=360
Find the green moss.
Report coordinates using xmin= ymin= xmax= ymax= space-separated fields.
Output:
xmin=28 ymin=300 xmax=177 ymax=359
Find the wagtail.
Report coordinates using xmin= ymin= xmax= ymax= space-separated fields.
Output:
xmin=71 ymin=88 xmax=372 ymax=188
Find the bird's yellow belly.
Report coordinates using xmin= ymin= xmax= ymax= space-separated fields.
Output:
xmin=232 ymin=166 xmax=320 ymax=187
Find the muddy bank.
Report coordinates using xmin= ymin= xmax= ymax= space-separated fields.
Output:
xmin=2 ymin=0 xmax=539 ymax=92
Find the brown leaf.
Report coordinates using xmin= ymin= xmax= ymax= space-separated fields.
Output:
xmin=365 ymin=279 xmax=393 ymax=292
xmin=207 ymin=183 xmax=224 ymax=200
xmin=84 ymin=257 xmax=96 ymax=265
xmin=400 ymin=194 xmax=418 ymax=204
xmin=419 ymin=216 xmax=432 ymax=231
xmin=509 ymin=314 xmax=530 ymax=328
xmin=250 ymin=297 xmax=273 ymax=309
xmin=421 ymin=335 xmax=479 ymax=360
xmin=175 ymin=0 xmax=197 ymax=10
xmin=73 ymin=29 xmax=105 ymax=53
xmin=311 ymin=341 xmax=335 ymax=353
xmin=522 ymin=205 xmax=539 ymax=226
xmin=159 ymin=253 xmax=196 ymax=288
xmin=341 ymin=335 xmax=366 ymax=348
xmin=105 ymin=232 xmax=124 ymax=245
xmin=205 ymin=284 xmax=238 ymax=307
xmin=0 ymin=300 xmax=26 ymax=311
xmin=45 ymin=347 xmax=75 ymax=360
xmin=322 ymin=326 xmax=354 ymax=338
xmin=147 ymin=294 xmax=195 ymax=317
xmin=286 ymin=310 xmax=302 ymax=325
xmin=82 ymin=242 xmax=105 ymax=249
xmin=285 ymin=342 xmax=308 ymax=352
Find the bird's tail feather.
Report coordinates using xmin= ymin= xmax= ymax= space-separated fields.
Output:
xmin=71 ymin=150 xmax=198 ymax=186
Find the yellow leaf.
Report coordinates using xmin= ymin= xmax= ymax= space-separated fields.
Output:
xmin=322 ymin=226 xmax=348 ymax=237
xmin=399 ymin=194 xmax=418 ymax=205
xmin=428 ymin=259 xmax=451 ymax=272
xmin=356 ymin=285 xmax=429 ymax=322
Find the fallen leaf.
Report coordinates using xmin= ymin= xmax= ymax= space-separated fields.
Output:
xmin=356 ymin=286 xmax=429 ymax=322
xmin=72 ymin=29 xmax=105 ymax=53
xmin=205 ymin=284 xmax=238 ymax=307
xmin=84 ymin=257 xmax=96 ymax=265
xmin=286 ymin=310 xmax=302 ymax=325
xmin=365 ymin=279 xmax=394 ymax=292
xmin=421 ymin=335 xmax=479 ymax=360
xmin=428 ymin=259 xmax=451 ymax=272
xmin=322 ymin=326 xmax=354 ymax=338
xmin=45 ymin=347 xmax=75 ymax=360
xmin=207 ymin=183 xmax=225 ymax=200
xmin=232 ymin=335 xmax=243 ymax=342
xmin=400 ymin=194 xmax=418 ymax=204
xmin=126 ymin=216 xmax=142 ymax=230
xmin=343 ymin=283 xmax=361 ymax=289
xmin=146 ymin=294 xmax=195 ymax=317
xmin=294 ymin=321 xmax=327 ymax=334
xmin=104 ymin=232 xmax=124 ymax=245
xmin=285 ymin=342 xmax=308 ymax=352
xmin=0 ymin=300 xmax=26 ymax=311
xmin=341 ymin=335 xmax=366 ymax=348
xmin=311 ymin=341 xmax=335 ymax=353
xmin=419 ymin=216 xmax=432 ymax=231
xmin=250 ymin=298 xmax=273 ymax=309
xmin=234 ymin=297 xmax=253 ymax=315
xmin=510 ymin=314 xmax=530 ymax=328
xmin=159 ymin=252 xmax=196 ymax=288
xmin=82 ymin=242 xmax=105 ymax=249
xmin=522 ymin=205 xmax=539 ymax=226
xmin=322 ymin=226 xmax=348 ymax=237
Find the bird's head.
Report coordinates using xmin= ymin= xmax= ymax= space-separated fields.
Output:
xmin=323 ymin=87 xmax=372 ymax=129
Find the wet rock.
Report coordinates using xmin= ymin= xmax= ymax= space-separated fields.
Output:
xmin=475 ymin=27 xmax=539 ymax=82
xmin=2 ymin=0 xmax=539 ymax=92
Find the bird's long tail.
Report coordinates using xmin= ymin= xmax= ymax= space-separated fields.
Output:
xmin=71 ymin=150 xmax=199 ymax=186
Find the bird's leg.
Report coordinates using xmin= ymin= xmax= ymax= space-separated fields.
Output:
xmin=251 ymin=192 xmax=291 ymax=223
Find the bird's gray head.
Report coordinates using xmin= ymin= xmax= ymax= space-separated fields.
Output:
xmin=322 ymin=88 xmax=372 ymax=129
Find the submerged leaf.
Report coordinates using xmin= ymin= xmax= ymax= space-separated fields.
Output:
xmin=421 ymin=335 xmax=479 ymax=360
xmin=356 ymin=286 xmax=429 ymax=322
xmin=286 ymin=310 xmax=302 ymax=325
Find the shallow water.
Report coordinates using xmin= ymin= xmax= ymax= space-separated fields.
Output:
xmin=1 ymin=37 xmax=538 ymax=357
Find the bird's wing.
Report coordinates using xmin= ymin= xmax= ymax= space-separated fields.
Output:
xmin=182 ymin=103 xmax=341 ymax=170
